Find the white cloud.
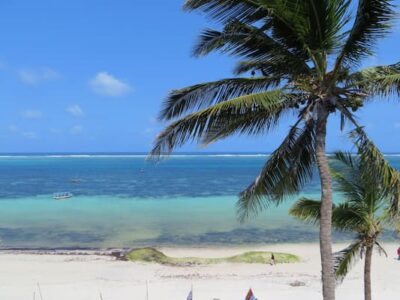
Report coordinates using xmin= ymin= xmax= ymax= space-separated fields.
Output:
xmin=21 ymin=109 xmax=43 ymax=119
xmin=89 ymin=72 xmax=130 ymax=97
xmin=19 ymin=67 xmax=59 ymax=85
xmin=7 ymin=125 xmax=38 ymax=139
xmin=66 ymin=104 xmax=84 ymax=117
xmin=70 ymin=125 xmax=83 ymax=135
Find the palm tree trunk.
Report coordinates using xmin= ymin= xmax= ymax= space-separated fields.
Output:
xmin=364 ymin=246 xmax=373 ymax=300
xmin=315 ymin=107 xmax=335 ymax=300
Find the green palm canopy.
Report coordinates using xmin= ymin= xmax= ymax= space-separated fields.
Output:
xmin=290 ymin=131 xmax=400 ymax=299
xmin=151 ymin=0 xmax=399 ymax=218
xmin=150 ymin=1 xmax=399 ymax=299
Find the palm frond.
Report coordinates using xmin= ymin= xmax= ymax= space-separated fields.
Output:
xmin=350 ymin=127 xmax=400 ymax=211
xmin=200 ymin=102 xmax=289 ymax=145
xmin=347 ymin=63 xmax=400 ymax=97
xmin=234 ymin=59 xmax=311 ymax=78
xmin=160 ymin=77 xmax=282 ymax=121
xmin=333 ymin=151 xmax=355 ymax=168
xmin=386 ymin=188 xmax=400 ymax=220
xmin=264 ymin=0 xmax=350 ymax=52
xmin=332 ymin=202 xmax=365 ymax=231
xmin=334 ymin=240 xmax=363 ymax=282
xmin=374 ymin=241 xmax=388 ymax=257
xmin=290 ymin=191 xmax=365 ymax=233
xmin=331 ymin=151 xmax=365 ymax=205
xmin=193 ymin=20 xmax=310 ymax=76
xmin=151 ymin=89 xmax=291 ymax=157
xmin=183 ymin=0 xmax=264 ymax=24
xmin=303 ymin=0 xmax=351 ymax=52
xmin=289 ymin=198 xmax=322 ymax=225
xmin=334 ymin=0 xmax=395 ymax=70
xmin=335 ymin=102 xmax=361 ymax=128
xmin=331 ymin=169 xmax=365 ymax=205
xmin=237 ymin=119 xmax=316 ymax=222
xmin=234 ymin=60 xmax=279 ymax=75
xmin=185 ymin=0 xmax=335 ymax=64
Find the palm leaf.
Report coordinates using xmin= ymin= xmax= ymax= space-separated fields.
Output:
xmin=350 ymin=127 xmax=400 ymax=206
xmin=289 ymin=198 xmax=322 ymax=225
xmin=333 ymin=151 xmax=355 ymax=168
xmin=185 ymin=0 xmax=321 ymax=63
xmin=183 ymin=0 xmax=264 ymax=24
xmin=160 ymin=77 xmax=281 ymax=121
xmin=330 ymin=152 xmax=366 ymax=205
xmin=374 ymin=241 xmax=388 ymax=257
xmin=332 ymin=170 xmax=364 ymax=205
xmin=200 ymin=104 xmax=289 ymax=145
xmin=291 ymin=199 xmax=365 ymax=233
xmin=332 ymin=202 xmax=365 ymax=232
xmin=151 ymin=89 xmax=291 ymax=157
xmin=334 ymin=240 xmax=363 ymax=282
xmin=193 ymin=20 xmax=310 ymax=75
xmin=334 ymin=0 xmax=395 ymax=70
xmin=237 ymin=118 xmax=316 ymax=222
xmin=234 ymin=59 xmax=313 ymax=78
xmin=347 ymin=63 xmax=400 ymax=97
xmin=302 ymin=0 xmax=351 ymax=52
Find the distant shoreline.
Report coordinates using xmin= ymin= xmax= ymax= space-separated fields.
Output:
xmin=0 ymin=241 xmax=393 ymax=253
xmin=2 ymin=240 xmax=400 ymax=254
xmin=0 ymin=152 xmax=400 ymax=158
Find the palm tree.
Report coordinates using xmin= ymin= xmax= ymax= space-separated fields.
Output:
xmin=150 ymin=1 xmax=399 ymax=299
xmin=290 ymin=131 xmax=400 ymax=300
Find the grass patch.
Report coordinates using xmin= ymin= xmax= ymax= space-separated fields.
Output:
xmin=124 ymin=247 xmax=299 ymax=266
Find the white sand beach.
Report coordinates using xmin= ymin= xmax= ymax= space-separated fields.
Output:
xmin=0 ymin=243 xmax=399 ymax=300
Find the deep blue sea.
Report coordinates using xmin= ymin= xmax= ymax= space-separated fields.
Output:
xmin=0 ymin=154 xmax=399 ymax=249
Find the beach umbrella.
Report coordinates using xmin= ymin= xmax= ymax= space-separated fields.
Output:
xmin=245 ymin=288 xmax=257 ymax=300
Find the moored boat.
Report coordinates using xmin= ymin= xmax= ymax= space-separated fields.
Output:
xmin=53 ymin=192 xmax=73 ymax=200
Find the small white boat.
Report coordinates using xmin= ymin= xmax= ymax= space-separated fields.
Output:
xmin=53 ymin=192 xmax=73 ymax=200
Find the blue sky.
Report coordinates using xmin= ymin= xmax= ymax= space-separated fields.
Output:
xmin=0 ymin=0 xmax=399 ymax=153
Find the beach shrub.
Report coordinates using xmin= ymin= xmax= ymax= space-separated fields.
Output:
xmin=124 ymin=248 xmax=299 ymax=266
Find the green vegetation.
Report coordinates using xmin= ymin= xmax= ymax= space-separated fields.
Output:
xmin=290 ymin=135 xmax=400 ymax=300
xmin=125 ymin=247 xmax=299 ymax=266
xmin=150 ymin=1 xmax=400 ymax=299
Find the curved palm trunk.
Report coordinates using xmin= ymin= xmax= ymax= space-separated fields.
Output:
xmin=364 ymin=246 xmax=373 ymax=300
xmin=315 ymin=107 xmax=335 ymax=300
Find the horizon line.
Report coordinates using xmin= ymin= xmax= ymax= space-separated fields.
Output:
xmin=0 ymin=151 xmax=400 ymax=156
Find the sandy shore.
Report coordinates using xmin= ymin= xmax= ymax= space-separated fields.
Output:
xmin=0 ymin=243 xmax=399 ymax=300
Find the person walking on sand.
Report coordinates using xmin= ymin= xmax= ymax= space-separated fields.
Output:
xmin=397 ymin=247 xmax=400 ymax=260
xmin=270 ymin=253 xmax=276 ymax=266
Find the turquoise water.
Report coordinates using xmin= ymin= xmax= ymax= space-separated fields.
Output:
xmin=0 ymin=154 xmax=399 ymax=249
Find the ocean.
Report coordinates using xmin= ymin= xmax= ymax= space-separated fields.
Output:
xmin=0 ymin=154 xmax=399 ymax=249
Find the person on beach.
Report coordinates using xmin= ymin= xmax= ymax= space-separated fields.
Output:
xmin=270 ymin=253 xmax=276 ymax=266
xmin=397 ymin=247 xmax=400 ymax=260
